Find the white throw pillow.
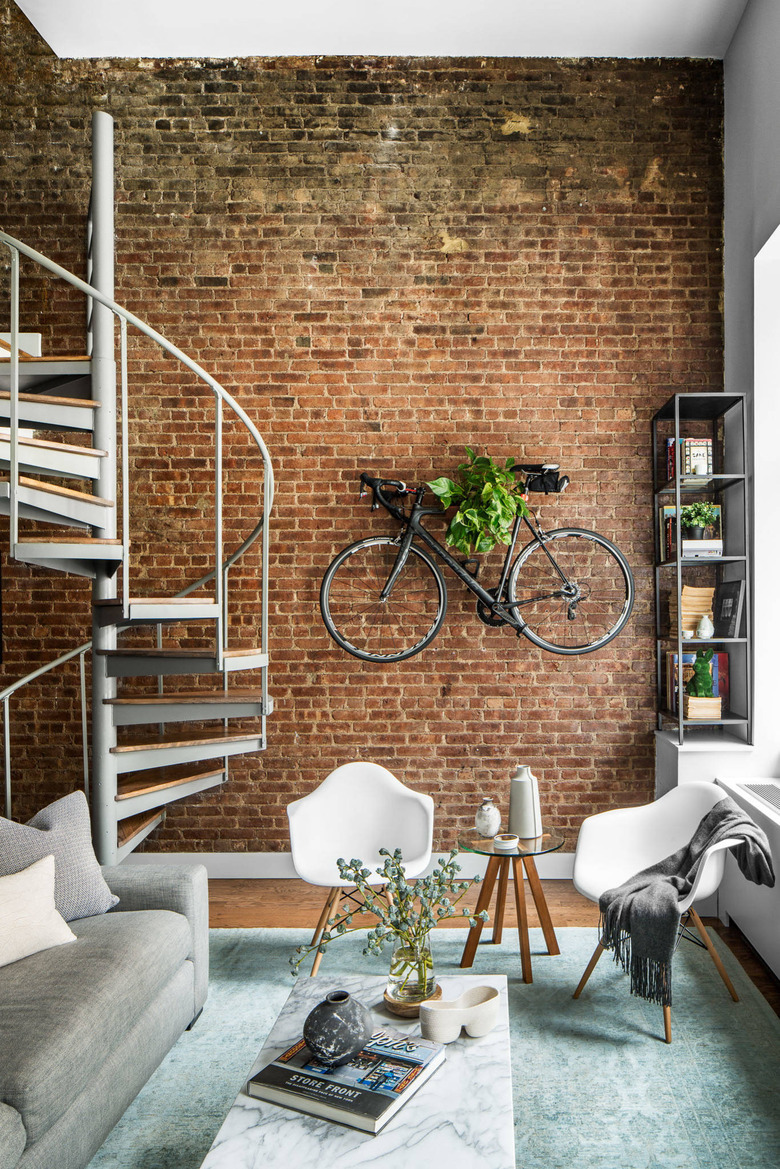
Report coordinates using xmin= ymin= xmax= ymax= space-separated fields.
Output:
xmin=0 ymin=854 xmax=77 ymax=969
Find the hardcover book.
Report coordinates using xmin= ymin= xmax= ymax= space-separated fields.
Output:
xmin=713 ymin=580 xmax=746 ymax=639
xmin=666 ymin=651 xmax=729 ymax=714
xmin=666 ymin=437 xmax=713 ymax=480
xmin=246 ymin=1025 xmax=445 ymax=1134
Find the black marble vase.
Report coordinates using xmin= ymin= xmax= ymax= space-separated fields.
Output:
xmin=302 ymin=990 xmax=373 ymax=1066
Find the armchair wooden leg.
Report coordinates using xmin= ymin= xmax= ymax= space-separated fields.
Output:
xmin=663 ymin=1005 xmax=672 ymax=1044
xmin=689 ymin=908 xmax=740 ymax=1002
xmin=573 ymin=941 xmax=605 ymax=999
xmin=310 ymin=887 xmax=340 ymax=977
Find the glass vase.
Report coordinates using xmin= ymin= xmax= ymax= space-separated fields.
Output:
xmin=386 ymin=933 xmax=436 ymax=1004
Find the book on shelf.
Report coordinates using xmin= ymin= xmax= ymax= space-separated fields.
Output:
xmin=668 ymin=584 xmax=714 ymax=635
xmin=713 ymin=579 xmax=746 ymax=639
xmin=246 ymin=1025 xmax=446 ymax=1134
xmin=665 ymin=650 xmax=729 ymax=714
xmin=682 ymin=539 xmax=723 ymax=559
xmin=666 ymin=437 xmax=713 ymax=480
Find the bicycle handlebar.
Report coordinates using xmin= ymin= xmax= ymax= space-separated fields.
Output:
xmin=359 ymin=473 xmax=410 ymax=512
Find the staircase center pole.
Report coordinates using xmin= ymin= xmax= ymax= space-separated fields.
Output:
xmin=90 ymin=110 xmax=119 ymax=865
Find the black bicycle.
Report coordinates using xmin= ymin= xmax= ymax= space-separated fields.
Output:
xmin=320 ymin=465 xmax=634 ymax=662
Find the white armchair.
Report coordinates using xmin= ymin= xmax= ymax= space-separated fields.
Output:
xmin=287 ymin=761 xmax=434 ymax=975
xmin=572 ymin=781 xmax=741 ymax=1043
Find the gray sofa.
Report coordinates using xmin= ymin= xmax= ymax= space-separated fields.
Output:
xmin=0 ymin=864 xmax=208 ymax=1169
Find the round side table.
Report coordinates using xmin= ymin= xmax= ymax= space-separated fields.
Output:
xmin=458 ymin=829 xmax=565 ymax=984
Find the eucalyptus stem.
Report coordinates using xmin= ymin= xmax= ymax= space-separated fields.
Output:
xmin=290 ymin=847 xmax=487 ymax=976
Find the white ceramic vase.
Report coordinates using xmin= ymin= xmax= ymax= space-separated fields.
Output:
xmin=508 ymin=765 xmax=542 ymax=838
xmin=474 ymin=797 xmax=501 ymax=838
xmin=697 ymin=614 xmax=715 ymax=639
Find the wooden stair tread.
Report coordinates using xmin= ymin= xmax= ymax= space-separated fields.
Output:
xmin=100 ymin=647 xmax=260 ymax=657
xmin=0 ymin=341 xmax=91 ymax=362
xmin=116 ymin=765 xmax=225 ymax=801
xmin=3 ymin=475 xmax=114 ymax=505
xmin=18 ymin=536 xmax=122 ymax=545
xmin=0 ymin=390 xmax=100 ymax=408
xmin=106 ymin=689 xmax=264 ymax=705
xmin=113 ymin=728 xmax=262 ymax=753
xmin=117 ymin=808 xmax=164 ymax=847
xmin=94 ymin=596 xmax=213 ymax=607
xmin=0 ymin=434 xmax=107 ymax=456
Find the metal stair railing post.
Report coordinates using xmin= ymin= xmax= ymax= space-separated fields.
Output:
xmin=88 ymin=109 xmax=120 ymax=865
xmin=9 ymin=247 xmax=19 ymax=548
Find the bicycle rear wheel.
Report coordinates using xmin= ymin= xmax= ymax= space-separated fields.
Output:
xmin=506 ymin=528 xmax=634 ymax=655
xmin=320 ymin=537 xmax=447 ymax=663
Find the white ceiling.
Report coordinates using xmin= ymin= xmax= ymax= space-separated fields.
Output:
xmin=14 ymin=0 xmax=751 ymax=60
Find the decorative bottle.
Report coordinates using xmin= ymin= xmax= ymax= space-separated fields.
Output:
xmin=696 ymin=614 xmax=715 ymax=639
xmin=474 ymin=797 xmax=501 ymax=838
xmin=303 ymin=990 xmax=373 ymax=1066
xmin=508 ymin=765 xmax=543 ymax=839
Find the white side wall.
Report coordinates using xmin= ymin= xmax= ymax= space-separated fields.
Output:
xmin=655 ymin=0 xmax=780 ymax=798
xmin=723 ymin=0 xmax=780 ymax=777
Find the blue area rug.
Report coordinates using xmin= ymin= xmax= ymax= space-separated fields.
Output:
xmin=87 ymin=927 xmax=780 ymax=1169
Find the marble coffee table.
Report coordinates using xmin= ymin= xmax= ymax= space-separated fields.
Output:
xmin=200 ymin=972 xmax=514 ymax=1168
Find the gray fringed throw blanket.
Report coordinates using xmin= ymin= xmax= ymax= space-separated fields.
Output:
xmin=599 ymin=795 xmax=775 ymax=1007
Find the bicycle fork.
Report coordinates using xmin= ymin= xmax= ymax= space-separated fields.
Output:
xmin=378 ymin=524 xmax=416 ymax=602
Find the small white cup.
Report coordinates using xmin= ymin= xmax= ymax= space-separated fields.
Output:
xmin=493 ymin=833 xmax=519 ymax=852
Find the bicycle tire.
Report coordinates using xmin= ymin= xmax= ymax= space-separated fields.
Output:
xmin=506 ymin=527 xmax=634 ymax=655
xmin=320 ymin=537 xmax=448 ymax=663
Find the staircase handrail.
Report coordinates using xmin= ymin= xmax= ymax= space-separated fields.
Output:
xmin=1 ymin=640 xmax=92 ymax=818
xmin=0 ymin=228 xmax=274 ymax=516
xmin=0 ymin=640 xmax=92 ymax=704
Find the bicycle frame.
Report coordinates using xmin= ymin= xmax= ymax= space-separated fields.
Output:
xmin=371 ymin=484 xmax=568 ymax=633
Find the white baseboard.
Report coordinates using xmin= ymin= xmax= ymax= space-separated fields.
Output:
xmin=123 ymin=850 xmax=575 ymax=880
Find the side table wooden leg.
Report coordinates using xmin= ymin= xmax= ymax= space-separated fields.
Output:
xmin=511 ymin=855 xmax=532 ymax=983
xmin=460 ymin=856 xmax=500 ymax=968
xmin=522 ymin=855 xmax=560 ymax=956
xmin=492 ymin=858 xmax=510 ymax=944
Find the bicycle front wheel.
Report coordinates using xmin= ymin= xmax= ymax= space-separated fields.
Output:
xmin=506 ymin=528 xmax=634 ymax=655
xmin=320 ymin=537 xmax=448 ymax=663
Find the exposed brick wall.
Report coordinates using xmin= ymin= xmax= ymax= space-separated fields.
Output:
xmin=0 ymin=0 xmax=724 ymax=852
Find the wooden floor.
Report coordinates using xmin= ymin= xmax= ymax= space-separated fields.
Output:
xmin=209 ymin=878 xmax=780 ymax=1016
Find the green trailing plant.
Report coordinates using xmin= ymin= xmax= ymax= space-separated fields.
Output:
xmin=426 ymin=448 xmax=530 ymax=556
xmin=680 ymin=501 xmax=719 ymax=531
xmin=686 ymin=648 xmax=715 ymax=697
xmin=290 ymin=848 xmax=488 ymax=986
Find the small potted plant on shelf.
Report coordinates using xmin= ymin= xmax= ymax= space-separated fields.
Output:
xmin=290 ymin=848 xmax=487 ymax=1015
xmin=680 ymin=501 xmax=719 ymax=539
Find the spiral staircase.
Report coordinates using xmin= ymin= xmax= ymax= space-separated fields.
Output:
xmin=0 ymin=114 xmax=273 ymax=864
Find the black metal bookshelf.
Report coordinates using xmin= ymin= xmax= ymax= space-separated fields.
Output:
xmin=651 ymin=393 xmax=752 ymax=746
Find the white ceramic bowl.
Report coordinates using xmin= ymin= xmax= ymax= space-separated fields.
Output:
xmin=419 ymin=985 xmax=500 ymax=1044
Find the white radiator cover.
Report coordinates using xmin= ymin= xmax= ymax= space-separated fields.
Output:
xmin=717 ymin=776 xmax=780 ymax=979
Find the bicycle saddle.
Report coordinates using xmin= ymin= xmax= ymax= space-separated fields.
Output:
xmin=510 ymin=463 xmax=559 ymax=474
